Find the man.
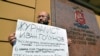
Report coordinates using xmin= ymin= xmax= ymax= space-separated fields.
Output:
xmin=8 ymin=11 xmax=72 ymax=46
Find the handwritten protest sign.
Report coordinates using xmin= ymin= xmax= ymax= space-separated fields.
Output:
xmin=12 ymin=19 xmax=69 ymax=56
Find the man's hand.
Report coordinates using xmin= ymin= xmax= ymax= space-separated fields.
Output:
xmin=68 ymin=38 xmax=72 ymax=46
xmin=8 ymin=32 xmax=16 ymax=45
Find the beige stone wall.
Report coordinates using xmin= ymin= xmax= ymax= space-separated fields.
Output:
xmin=96 ymin=15 xmax=100 ymax=29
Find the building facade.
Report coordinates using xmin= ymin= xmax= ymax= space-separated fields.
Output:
xmin=0 ymin=0 xmax=100 ymax=56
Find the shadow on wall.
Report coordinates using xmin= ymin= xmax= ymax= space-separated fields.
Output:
xmin=69 ymin=0 xmax=100 ymax=15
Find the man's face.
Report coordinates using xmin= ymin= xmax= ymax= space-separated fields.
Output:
xmin=37 ymin=12 xmax=49 ymax=25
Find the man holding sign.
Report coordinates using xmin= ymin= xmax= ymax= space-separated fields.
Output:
xmin=8 ymin=11 xmax=71 ymax=56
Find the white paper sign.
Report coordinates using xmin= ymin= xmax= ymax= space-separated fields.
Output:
xmin=12 ymin=19 xmax=69 ymax=56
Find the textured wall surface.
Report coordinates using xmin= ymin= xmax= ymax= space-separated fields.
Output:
xmin=51 ymin=0 xmax=100 ymax=56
